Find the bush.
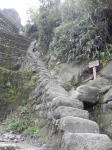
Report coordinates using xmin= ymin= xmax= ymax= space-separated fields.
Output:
xmin=23 ymin=126 xmax=40 ymax=136
xmin=6 ymin=117 xmax=29 ymax=133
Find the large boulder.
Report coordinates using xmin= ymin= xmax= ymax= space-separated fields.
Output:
xmin=62 ymin=133 xmax=112 ymax=150
xmin=59 ymin=116 xmax=99 ymax=133
xmin=100 ymin=61 xmax=112 ymax=79
xmin=51 ymin=96 xmax=83 ymax=110
xmin=71 ymin=85 xmax=99 ymax=103
xmin=54 ymin=106 xmax=89 ymax=119
xmin=87 ymin=77 xmax=110 ymax=89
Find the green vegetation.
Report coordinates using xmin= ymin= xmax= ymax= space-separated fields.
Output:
xmin=63 ymin=81 xmax=73 ymax=91
xmin=24 ymin=0 xmax=112 ymax=63
xmin=23 ymin=126 xmax=40 ymax=136
xmin=0 ymin=67 xmax=38 ymax=121
xmin=5 ymin=117 xmax=29 ymax=132
xmin=0 ymin=66 xmax=40 ymax=136
xmin=4 ymin=105 xmax=41 ymax=136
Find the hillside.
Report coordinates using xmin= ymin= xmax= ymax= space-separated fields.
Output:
xmin=0 ymin=1 xmax=112 ymax=150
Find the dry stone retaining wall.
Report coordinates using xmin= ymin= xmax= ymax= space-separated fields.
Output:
xmin=0 ymin=9 xmax=31 ymax=69
xmin=22 ymin=41 xmax=112 ymax=150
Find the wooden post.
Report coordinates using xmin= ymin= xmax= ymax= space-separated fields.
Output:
xmin=89 ymin=60 xmax=99 ymax=80
xmin=93 ymin=67 xmax=96 ymax=79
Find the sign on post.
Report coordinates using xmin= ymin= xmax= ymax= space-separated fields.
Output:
xmin=89 ymin=60 xmax=99 ymax=80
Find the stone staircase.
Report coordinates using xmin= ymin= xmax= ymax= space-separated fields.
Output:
xmin=21 ymin=41 xmax=112 ymax=149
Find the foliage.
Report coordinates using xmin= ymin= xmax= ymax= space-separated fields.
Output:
xmin=3 ymin=103 xmax=39 ymax=136
xmin=99 ymin=44 xmax=112 ymax=63
xmin=6 ymin=117 xmax=29 ymax=132
xmin=0 ymin=67 xmax=38 ymax=121
xmin=63 ymin=81 xmax=73 ymax=91
xmin=25 ymin=0 xmax=112 ymax=63
xmin=23 ymin=126 xmax=40 ymax=136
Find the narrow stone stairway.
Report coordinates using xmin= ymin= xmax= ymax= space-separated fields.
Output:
xmin=1 ymin=41 xmax=111 ymax=150
xmin=22 ymin=40 xmax=112 ymax=150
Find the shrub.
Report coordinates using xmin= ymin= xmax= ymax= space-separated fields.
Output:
xmin=6 ymin=117 xmax=29 ymax=133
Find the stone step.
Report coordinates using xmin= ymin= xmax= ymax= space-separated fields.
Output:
xmin=0 ymin=142 xmax=48 ymax=150
xmin=62 ymin=133 xmax=112 ymax=150
xmin=0 ymin=143 xmax=19 ymax=150
xmin=51 ymin=96 xmax=83 ymax=110
xmin=59 ymin=116 xmax=99 ymax=133
xmin=54 ymin=106 xmax=89 ymax=119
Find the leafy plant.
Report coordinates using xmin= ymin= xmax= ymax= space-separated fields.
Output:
xmin=23 ymin=126 xmax=40 ymax=136
xmin=23 ymin=74 xmax=37 ymax=90
xmin=5 ymin=117 xmax=29 ymax=133
xmin=63 ymin=81 xmax=73 ymax=91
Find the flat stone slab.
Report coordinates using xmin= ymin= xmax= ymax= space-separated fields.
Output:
xmin=62 ymin=133 xmax=112 ymax=150
xmin=51 ymin=96 xmax=83 ymax=110
xmin=0 ymin=142 xmax=45 ymax=150
xmin=0 ymin=143 xmax=19 ymax=150
xmin=54 ymin=106 xmax=89 ymax=119
xmin=59 ymin=116 xmax=99 ymax=133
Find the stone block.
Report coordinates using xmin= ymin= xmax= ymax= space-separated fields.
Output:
xmin=59 ymin=116 xmax=99 ymax=133
xmin=54 ymin=106 xmax=89 ymax=119
xmin=51 ymin=96 xmax=83 ymax=110
xmin=62 ymin=133 xmax=112 ymax=150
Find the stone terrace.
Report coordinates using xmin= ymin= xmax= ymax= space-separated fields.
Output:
xmin=0 ymin=9 xmax=31 ymax=69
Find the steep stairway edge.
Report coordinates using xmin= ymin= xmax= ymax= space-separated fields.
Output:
xmin=21 ymin=41 xmax=112 ymax=150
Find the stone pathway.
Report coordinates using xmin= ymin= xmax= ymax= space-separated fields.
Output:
xmin=0 ymin=132 xmax=51 ymax=150
xmin=23 ymin=41 xmax=112 ymax=150
xmin=1 ymin=41 xmax=112 ymax=150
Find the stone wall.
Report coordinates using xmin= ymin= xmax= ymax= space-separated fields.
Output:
xmin=0 ymin=10 xmax=19 ymax=33
xmin=0 ymin=9 xmax=31 ymax=69
xmin=3 ymin=8 xmax=22 ymax=31
xmin=22 ymin=41 xmax=112 ymax=150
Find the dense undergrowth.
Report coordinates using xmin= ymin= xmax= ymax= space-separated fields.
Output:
xmin=0 ymin=66 xmax=40 ymax=136
xmin=24 ymin=0 xmax=112 ymax=63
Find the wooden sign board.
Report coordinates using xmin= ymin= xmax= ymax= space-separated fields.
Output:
xmin=89 ymin=60 xmax=99 ymax=68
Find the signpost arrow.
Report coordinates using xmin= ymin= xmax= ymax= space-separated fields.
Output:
xmin=89 ymin=60 xmax=99 ymax=80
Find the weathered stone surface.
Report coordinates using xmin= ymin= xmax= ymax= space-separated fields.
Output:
xmin=62 ymin=133 xmax=112 ymax=150
xmin=46 ymin=92 xmax=67 ymax=102
xmin=105 ymin=126 xmax=112 ymax=135
xmin=51 ymin=96 xmax=83 ymax=110
xmin=45 ymin=82 xmax=62 ymax=91
xmin=106 ymin=101 xmax=112 ymax=109
xmin=87 ymin=77 xmax=110 ymax=88
xmin=102 ymin=88 xmax=112 ymax=103
xmin=3 ymin=8 xmax=22 ymax=31
xmin=46 ymin=87 xmax=67 ymax=98
xmin=100 ymin=85 xmax=112 ymax=93
xmin=54 ymin=106 xmax=89 ymax=119
xmin=71 ymin=85 xmax=99 ymax=103
xmin=59 ymin=116 xmax=99 ymax=133
xmin=50 ymin=63 xmax=88 ymax=84
xmin=100 ymin=61 xmax=112 ymax=79
xmin=101 ymin=114 xmax=112 ymax=126
xmin=0 ymin=143 xmax=19 ymax=150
